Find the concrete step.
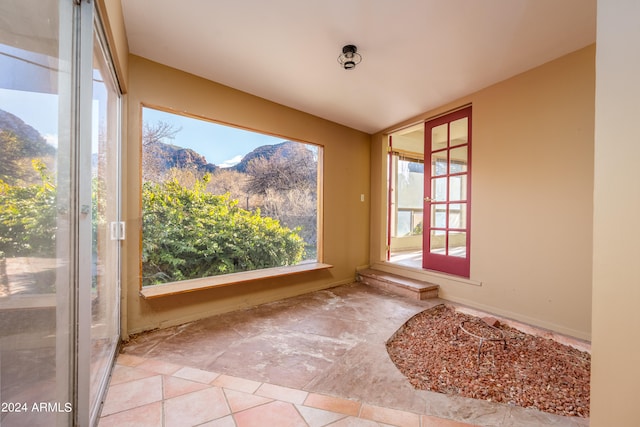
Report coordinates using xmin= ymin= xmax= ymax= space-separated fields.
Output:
xmin=356 ymin=268 xmax=439 ymax=300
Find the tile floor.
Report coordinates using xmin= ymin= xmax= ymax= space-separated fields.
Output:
xmin=99 ymin=283 xmax=589 ymax=427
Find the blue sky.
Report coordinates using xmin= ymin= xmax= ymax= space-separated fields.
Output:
xmin=0 ymin=88 xmax=59 ymax=146
xmin=0 ymin=88 xmax=295 ymax=168
xmin=143 ymin=107 xmax=289 ymax=167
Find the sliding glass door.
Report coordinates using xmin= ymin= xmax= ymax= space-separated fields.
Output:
xmin=0 ymin=1 xmax=121 ymax=425
xmin=89 ymin=19 xmax=121 ymax=425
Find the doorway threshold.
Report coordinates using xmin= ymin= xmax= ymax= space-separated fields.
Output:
xmin=389 ymin=249 xmax=422 ymax=269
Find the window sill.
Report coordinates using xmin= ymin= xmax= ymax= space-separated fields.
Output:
xmin=139 ymin=262 xmax=333 ymax=299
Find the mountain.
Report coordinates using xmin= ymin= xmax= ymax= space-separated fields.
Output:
xmin=0 ymin=109 xmax=56 ymax=182
xmin=144 ymin=139 xmax=314 ymax=183
xmin=231 ymin=141 xmax=304 ymax=173
xmin=144 ymin=140 xmax=218 ymax=178
xmin=0 ymin=109 xmax=56 ymax=158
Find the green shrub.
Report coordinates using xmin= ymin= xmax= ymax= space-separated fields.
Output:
xmin=0 ymin=160 xmax=56 ymax=257
xmin=142 ymin=176 xmax=305 ymax=286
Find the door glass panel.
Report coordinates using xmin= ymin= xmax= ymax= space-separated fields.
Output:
xmin=432 ymin=177 xmax=447 ymax=201
xmin=449 ymin=175 xmax=467 ymax=201
xmin=90 ymin=34 xmax=120 ymax=414
xmin=431 ymin=151 xmax=447 ymax=176
xmin=431 ymin=124 xmax=448 ymax=150
xmin=0 ymin=1 xmax=73 ymax=425
xmin=449 ymin=203 xmax=467 ymax=229
xmin=430 ymin=229 xmax=446 ymax=253
xmin=431 ymin=204 xmax=446 ymax=228
xmin=449 ymin=146 xmax=468 ymax=173
xmin=449 ymin=117 xmax=468 ymax=146
xmin=448 ymin=231 xmax=467 ymax=257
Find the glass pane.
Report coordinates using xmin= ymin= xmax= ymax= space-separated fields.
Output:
xmin=431 ymin=123 xmax=448 ymax=150
xmin=396 ymin=210 xmax=411 ymax=237
xmin=90 ymin=36 xmax=120 ymax=413
xmin=430 ymin=229 xmax=446 ymax=253
xmin=449 ymin=146 xmax=468 ymax=174
xmin=448 ymin=232 xmax=467 ymax=257
xmin=450 ymin=117 xmax=468 ymax=146
xmin=0 ymin=1 xmax=73 ymax=425
xmin=142 ymin=107 xmax=320 ymax=286
xmin=431 ymin=151 xmax=447 ymax=176
xmin=397 ymin=159 xmax=424 ymax=209
xmin=449 ymin=203 xmax=467 ymax=229
xmin=412 ymin=212 xmax=423 ymax=236
xmin=432 ymin=177 xmax=447 ymax=201
xmin=431 ymin=205 xmax=446 ymax=228
xmin=449 ymin=175 xmax=467 ymax=201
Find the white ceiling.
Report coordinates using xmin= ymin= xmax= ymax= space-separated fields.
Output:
xmin=121 ymin=0 xmax=596 ymax=134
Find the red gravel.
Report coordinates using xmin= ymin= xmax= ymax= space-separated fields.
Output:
xmin=386 ymin=304 xmax=590 ymax=417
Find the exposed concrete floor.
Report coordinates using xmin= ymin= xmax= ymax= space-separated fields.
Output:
xmin=117 ymin=282 xmax=588 ymax=427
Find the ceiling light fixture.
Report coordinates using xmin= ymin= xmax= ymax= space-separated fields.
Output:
xmin=338 ymin=44 xmax=362 ymax=70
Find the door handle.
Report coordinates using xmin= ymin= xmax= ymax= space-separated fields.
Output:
xmin=424 ymin=197 xmax=433 ymax=202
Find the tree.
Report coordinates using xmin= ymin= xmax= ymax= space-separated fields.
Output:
xmin=0 ymin=130 xmax=22 ymax=182
xmin=142 ymin=176 xmax=305 ymax=286
xmin=244 ymin=144 xmax=318 ymax=255
xmin=244 ymin=143 xmax=316 ymax=195
xmin=206 ymin=169 xmax=257 ymax=210
xmin=0 ymin=160 xmax=57 ymax=257
xmin=142 ymin=121 xmax=182 ymax=182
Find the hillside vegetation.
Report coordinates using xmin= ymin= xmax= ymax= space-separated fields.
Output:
xmin=141 ymin=122 xmax=318 ymax=284
xmin=0 ymin=109 xmax=55 ymax=184
xmin=0 ymin=113 xmax=317 ymax=287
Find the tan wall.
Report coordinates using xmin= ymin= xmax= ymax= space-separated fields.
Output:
xmin=371 ymin=45 xmax=595 ymax=339
xmin=96 ymin=0 xmax=129 ymax=92
xmin=123 ymin=55 xmax=370 ymax=335
xmin=590 ymin=1 xmax=640 ymax=424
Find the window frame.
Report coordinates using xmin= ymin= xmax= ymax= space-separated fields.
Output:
xmin=137 ymin=104 xmax=329 ymax=297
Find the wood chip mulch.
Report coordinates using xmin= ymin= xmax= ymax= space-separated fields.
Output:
xmin=386 ymin=304 xmax=590 ymax=417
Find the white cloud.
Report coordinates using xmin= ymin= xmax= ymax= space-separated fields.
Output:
xmin=218 ymin=155 xmax=243 ymax=168
xmin=44 ymin=133 xmax=58 ymax=148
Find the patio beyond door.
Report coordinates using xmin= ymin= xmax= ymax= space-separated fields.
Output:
xmin=423 ymin=107 xmax=472 ymax=277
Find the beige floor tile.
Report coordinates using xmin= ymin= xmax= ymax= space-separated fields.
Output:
xmin=212 ymin=374 xmax=261 ymax=393
xmin=98 ymin=401 xmax=162 ymax=427
xmin=326 ymin=416 xmax=381 ymax=426
xmin=163 ymin=375 xmax=210 ymax=399
xmin=115 ymin=353 xmax=147 ymax=367
xmin=108 ymin=364 xmax=157 ymax=386
xmin=136 ymin=358 xmax=183 ymax=375
xmin=233 ymin=400 xmax=307 ymax=427
xmin=198 ymin=414 xmax=238 ymax=427
xmin=224 ymin=388 xmax=273 ymax=412
xmin=101 ymin=375 xmax=163 ymax=416
xmin=296 ymin=404 xmax=348 ymax=427
xmin=173 ymin=365 xmax=220 ymax=384
xmin=164 ymin=387 xmax=230 ymax=426
xmin=304 ymin=393 xmax=361 ymax=416
xmin=360 ymin=403 xmax=420 ymax=427
xmin=255 ymin=382 xmax=308 ymax=404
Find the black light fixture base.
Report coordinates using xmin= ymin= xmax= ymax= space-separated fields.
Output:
xmin=342 ymin=44 xmax=358 ymax=55
xmin=338 ymin=44 xmax=362 ymax=70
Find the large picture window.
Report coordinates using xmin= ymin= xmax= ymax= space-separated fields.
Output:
xmin=141 ymin=107 xmax=321 ymax=287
